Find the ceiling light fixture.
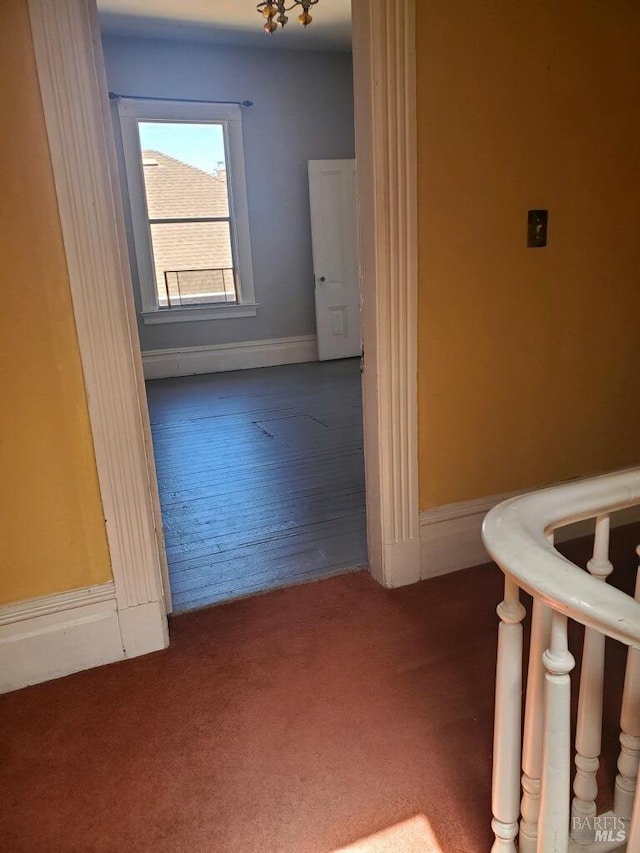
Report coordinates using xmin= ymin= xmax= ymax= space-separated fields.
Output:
xmin=257 ymin=0 xmax=319 ymax=34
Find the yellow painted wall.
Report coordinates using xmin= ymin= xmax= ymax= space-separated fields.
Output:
xmin=417 ymin=1 xmax=640 ymax=510
xmin=0 ymin=0 xmax=112 ymax=604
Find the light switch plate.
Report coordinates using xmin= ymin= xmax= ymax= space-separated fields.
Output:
xmin=527 ymin=209 xmax=548 ymax=248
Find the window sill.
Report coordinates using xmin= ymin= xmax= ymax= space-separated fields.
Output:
xmin=140 ymin=303 xmax=258 ymax=325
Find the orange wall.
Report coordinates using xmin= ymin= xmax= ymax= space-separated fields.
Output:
xmin=417 ymin=1 xmax=640 ymax=510
xmin=0 ymin=0 xmax=112 ymax=604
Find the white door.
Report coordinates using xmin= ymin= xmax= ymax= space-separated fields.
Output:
xmin=308 ymin=159 xmax=361 ymax=361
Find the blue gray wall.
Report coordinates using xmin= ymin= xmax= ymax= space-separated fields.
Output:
xmin=102 ymin=35 xmax=355 ymax=352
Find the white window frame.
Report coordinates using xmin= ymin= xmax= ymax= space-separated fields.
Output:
xmin=118 ymin=98 xmax=257 ymax=324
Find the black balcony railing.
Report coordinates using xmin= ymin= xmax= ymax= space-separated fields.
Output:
xmin=162 ymin=268 xmax=237 ymax=307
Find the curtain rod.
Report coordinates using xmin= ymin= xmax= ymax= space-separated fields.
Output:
xmin=108 ymin=92 xmax=253 ymax=107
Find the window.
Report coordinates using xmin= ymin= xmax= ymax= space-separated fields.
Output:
xmin=118 ymin=99 xmax=256 ymax=323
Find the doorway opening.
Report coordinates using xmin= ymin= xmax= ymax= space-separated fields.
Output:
xmin=100 ymin=10 xmax=367 ymax=611
xmin=29 ymin=0 xmax=419 ymax=661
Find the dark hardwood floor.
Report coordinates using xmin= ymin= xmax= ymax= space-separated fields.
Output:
xmin=145 ymin=358 xmax=367 ymax=612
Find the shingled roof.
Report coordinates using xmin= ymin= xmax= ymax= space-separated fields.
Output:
xmin=141 ymin=150 xmax=235 ymax=305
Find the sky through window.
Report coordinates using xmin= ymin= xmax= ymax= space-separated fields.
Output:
xmin=138 ymin=122 xmax=227 ymax=174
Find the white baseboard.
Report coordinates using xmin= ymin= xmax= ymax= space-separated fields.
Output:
xmin=142 ymin=334 xmax=318 ymax=380
xmin=420 ymin=491 xmax=640 ymax=581
xmin=0 ymin=583 xmax=123 ymax=693
xmin=0 ymin=583 xmax=169 ymax=694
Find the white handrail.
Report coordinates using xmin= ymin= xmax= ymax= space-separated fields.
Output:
xmin=482 ymin=467 xmax=640 ymax=648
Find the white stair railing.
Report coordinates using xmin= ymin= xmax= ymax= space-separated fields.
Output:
xmin=482 ymin=468 xmax=640 ymax=852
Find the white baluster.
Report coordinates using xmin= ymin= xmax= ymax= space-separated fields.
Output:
xmin=491 ymin=577 xmax=526 ymax=852
xmin=614 ymin=547 xmax=640 ymax=822
xmin=538 ymin=611 xmax=576 ymax=853
xmin=520 ymin=596 xmax=552 ymax=853
xmin=625 ymin=766 xmax=640 ymax=849
xmin=571 ymin=515 xmax=613 ymax=842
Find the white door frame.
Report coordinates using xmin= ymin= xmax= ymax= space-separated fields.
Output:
xmin=28 ymin=0 xmax=171 ymax=656
xmin=352 ymin=0 xmax=421 ymax=586
xmin=26 ymin=0 xmax=419 ymax=658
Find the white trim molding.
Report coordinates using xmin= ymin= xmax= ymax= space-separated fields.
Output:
xmin=28 ymin=0 xmax=169 ymax=651
xmin=420 ymin=489 xmax=640 ymax=580
xmin=0 ymin=584 xmax=123 ymax=693
xmin=142 ymin=334 xmax=318 ymax=380
xmin=140 ymin=303 xmax=258 ymax=325
xmin=352 ymin=0 xmax=421 ymax=588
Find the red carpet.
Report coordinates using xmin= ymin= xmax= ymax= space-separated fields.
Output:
xmin=1 ymin=526 xmax=638 ymax=852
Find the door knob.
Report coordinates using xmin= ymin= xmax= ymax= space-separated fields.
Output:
xmin=318 ymin=276 xmax=326 ymax=284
